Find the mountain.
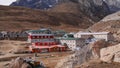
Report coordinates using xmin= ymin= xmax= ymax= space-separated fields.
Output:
xmin=0 ymin=5 xmax=93 ymax=32
xmin=10 ymin=0 xmax=59 ymax=9
xmin=89 ymin=11 xmax=120 ymax=41
xmin=104 ymin=0 xmax=120 ymax=12
xmin=10 ymin=0 xmax=110 ymax=21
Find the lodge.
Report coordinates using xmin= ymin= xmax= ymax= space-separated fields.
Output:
xmin=27 ymin=29 xmax=67 ymax=53
xmin=0 ymin=31 xmax=28 ymax=40
xmin=59 ymin=33 xmax=85 ymax=51
xmin=74 ymin=31 xmax=114 ymax=41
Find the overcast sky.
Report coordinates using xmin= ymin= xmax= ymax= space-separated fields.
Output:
xmin=0 ymin=0 xmax=16 ymax=5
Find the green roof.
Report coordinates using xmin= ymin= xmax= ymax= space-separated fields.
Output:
xmin=55 ymin=30 xmax=66 ymax=33
xmin=63 ymin=33 xmax=74 ymax=38
xmin=27 ymin=29 xmax=51 ymax=33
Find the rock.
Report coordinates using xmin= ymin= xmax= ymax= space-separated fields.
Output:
xmin=101 ymin=11 xmax=120 ymax=22
xmin=114 ymin=52 xmax=120 ymax=63
xmin=100 ymin=44 xmax=120 ymax=63
xmin=55 ymin=44 xmax=93 ymax=68
xmin=55 ymin=40 xmax=111 ymax=68
xmin=9 ymin=57 xmax=33 ymax=68
xmin=91 ymin=39 xmax=109 ymax=58
xmin=9 ymin=57 xmax=24 ymax=68
xmin=21 ymin=63 xmax=32 ymax=68
xmin=101 ymin=53 xmax=114 ymax=63
xmin=104 ymin=0 xmax=120 ymax=12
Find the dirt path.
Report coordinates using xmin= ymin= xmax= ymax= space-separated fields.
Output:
xmin=0 ymin=40 xmax=72 ymax=68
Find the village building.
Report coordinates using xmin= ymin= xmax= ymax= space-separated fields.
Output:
xmin=52 ymin=30 xmax=67 ymax=37
xmin=59 ymin=34 xmax=85 ymax=51
xmin=27 ymin=29 xmax=67 ymax=53
xmin=74 ymin=31 xmax=114 ymax=42
xmin=0 ymin=32 xmax=3 ymax=40
xmin=0 ymin=31 xmax=28 ymax=40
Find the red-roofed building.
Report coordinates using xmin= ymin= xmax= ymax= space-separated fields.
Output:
xmin=27 ymin=29 xmax=67 ymax=53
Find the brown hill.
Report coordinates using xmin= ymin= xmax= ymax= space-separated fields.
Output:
xmin=0 ymin=5 xmax=93 ymax=32
xmin=49 ymin=2 xmax=81 ymax=14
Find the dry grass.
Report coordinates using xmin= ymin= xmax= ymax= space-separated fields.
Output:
xmin=0 ymin=5 xmax=93 ymax=32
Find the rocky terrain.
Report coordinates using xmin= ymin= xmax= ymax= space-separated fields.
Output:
xmin=75 ymin=60 xmax=120 ymax=68
xmin=89 ymin=11 xmax=120 ymax=42
xmin=55 ymin=39 xmax=120 ymax=68
xmin=104 ymin=0 xmax=120 ymax=12
xmin=10 ymin=0 xmax=59 ymax=9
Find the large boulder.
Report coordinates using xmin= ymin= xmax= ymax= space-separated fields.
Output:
xmin=91 ymin=39 xmax=110 ymax=58
xmin=114 ymin=52 xmax=120 ymax=63
xmin=100 ymin=44 xmax=120 ymax=63
xmin=21 ymin=63 xmax=32 ymax=68
xmin=9 ymin=57 xmax=32 ymax=68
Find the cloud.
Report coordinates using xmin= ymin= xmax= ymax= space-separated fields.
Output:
xmin=0 ymin=0 xmax=16 ymax=5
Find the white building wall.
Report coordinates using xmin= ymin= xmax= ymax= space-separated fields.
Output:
xmin=93 ymin=34 xmax=108 ymax=41
xmin=60 ymin=40 xmax=76 ymax=51
xmin=74 ymin=32 xmax=113 ymax=41
xmin=74 ymin=33 xmax=81 ymax=38
xmin=60 ymin=39 xmax=85 ymax=51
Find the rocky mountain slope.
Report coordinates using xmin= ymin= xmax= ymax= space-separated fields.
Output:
xmin=89 ymin=11 xmax=120 ymax=41
xmin=104 ymin=0 xmax=120 ymax=12
xmin=10 ymin=0 xmax=110 ymax=21
xmin=0 ymin=5 xmax=93 ymax=31
xmin=10 ymin=0 xmax=59 ymax=9
xmin=76 ymin=0 xmax=110 ymax=21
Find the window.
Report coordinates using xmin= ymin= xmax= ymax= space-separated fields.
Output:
xmin=50 ymin=36 xmax=53 ymax=38
xmin=43 ymin=36 xmax=45 ymax=38
xmin=46 ymin=36 xmax=48 ymax=38
xmin=39 ymin=36 xmax=41 ymax=38
xmin=35 ymin=36 xmax=37 ymax=38
xmin=44 ymin=43 xmax=48 ymax=46
xmin=40 ymin=43 xmax=43 ymax=46
xmin=35 ymin=43 xmax=38 ymax=45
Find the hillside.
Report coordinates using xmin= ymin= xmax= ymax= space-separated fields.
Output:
xmin=49 ymin=2 xmax=80 ymax=14
xmin=89 ymin=11 xmax=120 ymax=41
xmin=10 ymin=0 xmax=110 ymax=22
xmin=0 ymin=5 xmax=93 ymax=32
